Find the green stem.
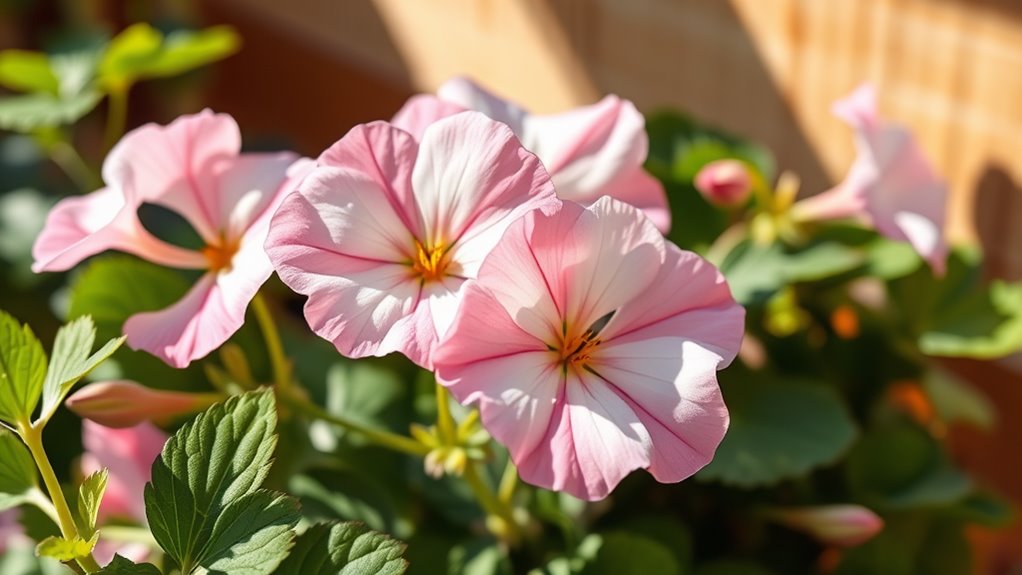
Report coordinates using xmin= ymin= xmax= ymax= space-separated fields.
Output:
xmin=25 ymin=486 xmax=61 ymax=527
xmin=49 ymin=141 xmax=101 ymax=192
xmin=20 ymin=424 xmax=101 ymax=573
xmin=251 ymin=293 xmax=292 ymax=393
xmin=497 ymin=458 xmax=519 ymax=505
xmin=104 ymin=86 xmax=129 ymax=154
xmin=463 ymin=461 xmax=521 ymax=545
xmin=280 ymin=393 xmax=430 ymax=456
xmin=435 ymin=383 xmax=457 ymax=444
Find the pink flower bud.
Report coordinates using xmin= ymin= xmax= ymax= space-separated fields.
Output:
xmin=767 ymin=504 xmax=884 ymax=547
xmin=66 ymin=380 xmax=223 ymax=428
xmin=694 ymin=159 xmax=753 ymax=206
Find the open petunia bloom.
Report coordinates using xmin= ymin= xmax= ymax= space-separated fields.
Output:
xmin=391 ymin=77 xmax=671 ymax=233
xmin=791 ymin=84 xmax=948 ymax=274
xmin=32 ymin=110 xmax=311 ymax=367
xmin=432 ymin=197 xmax=744 ymax=500
xmin=81 ymin=420 xmax=168 ymax=564
xmin=264 ymin=112 xmax=560 ymax=368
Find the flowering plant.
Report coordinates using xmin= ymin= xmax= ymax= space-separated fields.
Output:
xmin=0 ymin=22 xmax=1017 ymax=575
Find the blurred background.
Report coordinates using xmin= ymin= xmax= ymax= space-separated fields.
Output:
xmin=2 ymin=0 xmax=1022 ymax=572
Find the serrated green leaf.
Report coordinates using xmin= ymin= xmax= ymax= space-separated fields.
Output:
xmin=0 ymin=428 xmax=36 ymax=510
xmin=0 ymin=91 xmax=102 ymax=133
xmin=201 ymin=490 xmax=300 ymax=575
xmin=145 ymin=391 xmax=285 ymax=573
xmin=0 ymin=310 xmax=47 ymax=426
xmin=35 ymin=532 xmax=99 ymax=561
xmin=38 ymin=315 xmax=124 ymax=425
xmin=579 ymin=532 xmax=680 ymax=575
xmin=0 ymin=50 xmax=59 ymax=94
xmin=96 ymin=555 xmax=163 ymax=574
xmin=275 ymin=521 xmax=408 ymax=575
xmin=76 ymin=468 xmax=108 ymax=539
xmin=698 ymin=378 xmax=858 ymax=487
xmin=99 ymin=24 xmax=239 ymax=88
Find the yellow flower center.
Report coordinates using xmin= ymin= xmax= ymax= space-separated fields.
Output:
xmin=202 ymin=236 xmax=240 ymax=272
xmin=412 ymin=240 xmax=450 ymax=283
xmin=558 ymin=329 xmax=602 ymax=372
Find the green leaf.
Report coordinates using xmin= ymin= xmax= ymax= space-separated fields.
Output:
xmin=846 ymin=423 xmax=970 ymax=509
xmin=696 ymin=560 xmax=777 ymax=575
xmin=864 ymin=238 xmax=922 ymax=280
xmin=202 ymin=490 xmax=300 ymax=574
xmin=891 ymin=247 xmax=1022 ymax=358
xmin=579 ymin=532 xmax=680 ymax=575
xmin=645 ymin=110 xmax=775 ymax=184
xmin=38 ymin=315 xmax=124 ymax=425
xmin=698 ymin=377 xmax=858 ymax=487
xmin=274 ymin=521 xmax=408 ymax=575
xmin=923 ymin=369 xmax=995 ymax=430
xmin=0 ymin=427 xmax=36 ymax=510
xmin=719 ymin=240 xmax=864 ymax=305
xmin=0 ymin=50 xmax=59 ymax=94
xmin=76 ymin=468 xmax=108 ymax=539
xmin=0 ymin=310 xmax=47 ymax=426
xmin=96 ymin=555 xmax=163 ymax=574
xmin=35 ymin=532 xmax=99 ymax=561
xmin=100 ymin=24 xmax=240 ymax=87
xmin=0 ymin=91 xmax=102 ymax=133
xmin=448 ymin=539 xmax=511 ymax=575
xmin=0 ymin=543 xmax=66 ymax=575
xmin=144 ymin=391 xmax=296 ymax=574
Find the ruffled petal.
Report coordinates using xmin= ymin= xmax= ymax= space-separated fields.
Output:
xmin=215 ymin=152 xmax=300 ymax=240
xmin=31 ymin=187 xmax=205 ymax=273
xmin=411 ymin=111 xmax=558 ymax=267
xmin=390 ymin=94 xmax=466 ymax=140
xmin=103 ymin=109 xmax=241 ymax=243
xmin=594 ymin=167 xmax=671 ymax=234
xmin=517 ymin=370 xmax=652 ymax=501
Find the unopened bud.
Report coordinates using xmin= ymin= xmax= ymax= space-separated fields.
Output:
xmin=767 ymin=505 xmax=883 ymax=547
xmin=66 ymin=380 xmax=223 ymax=428
xmin=695 ymin=159 xmax=753 ymax=207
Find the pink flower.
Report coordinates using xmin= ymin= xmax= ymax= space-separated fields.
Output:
xmin=264 ymin=112 xmax=559 ymax=368
xmin=792 ymin=84 xmax=948 ymax=274
xmin=392 ymin=77 xmax=670 ymax=233
xmin=81 ymin=421 xmax=166 ymax=522
xmin=66 ymin=380 xmax=223 ymax=428
xmin=0 ymin=509 xmax=27 ymax=553
xmin=694 ymin=159 xmax=753 ymax=206
xmin=432 ymin=197 xmax=744 ymax=500
xmin=32 ymin=110 xmax=311 ymax=367
xmin=766 ymin=504 xmax=884 ymax=547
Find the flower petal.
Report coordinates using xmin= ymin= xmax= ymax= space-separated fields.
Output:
xmin=517 ymin=371 xmax=652 ymax=501
xmin=594 ymin=167 xmax=671 ymax=234
xmin=317 ymin=121 xmax=424 ymax=238
xmin=124 ymin=228 xmax=272 ymax=367
xmin=215 ymin=152 xmax=301 ymax=240
xmin=31 ymin=187 xmax=206 ymax=273
xmin=412 ymin=111 xmax=558 ymax=260
xmin=103 ymin=109 xmax=241 ymax=243
xmin=391 ymin=94 xmax=466 ymax=140
xmin=436 ymin=77 xmax=528 ymax=134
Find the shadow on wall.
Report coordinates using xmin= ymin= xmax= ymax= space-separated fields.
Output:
xmin=974 ymin=165 xmax=1022 ymax=282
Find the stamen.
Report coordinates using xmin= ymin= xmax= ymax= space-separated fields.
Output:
xmin=202 ymin=236 xmax=240 ymax=272
xmin=412 ymin=240 xmax=450 ymax=282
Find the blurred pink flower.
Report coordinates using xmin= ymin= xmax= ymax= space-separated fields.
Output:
xmin=0 ymin=509 xmax=27 ymax=553
xmin=264 ymin=112 xmax=559 ymax=368
xmin=432 ymin=197 xmax=743 ymax=500
xmin=792 ymin=84 xmax=948 ymax=274
xmin=81 ymin=420 xmax=167 ymax=564
xmin=392 ymin=77 xmax=670 ymax=233
xmin=767 ymin=504 xmax=884 ymax=547
xmin=66 ymin=380 xmax=222 ymax=428
xmin=32 ymin=110 xmax=311 ymax=367
xmin=694 ymin=159 xmax=753 ymax=206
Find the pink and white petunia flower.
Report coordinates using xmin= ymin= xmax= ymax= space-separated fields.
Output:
xmin=264 ymin=112 xmax=560 ymax=368
xmin=792 ymin=84 xmax=948 ymax=274
xmin=81 ymin=420 xmax=168 ymax=564
xmin=392 ymin=77 xmax=671 ymax=233
xmin=432 ymin=197 xmax=744 ymax=501
xmin=32 ymin=110 xmax=311 ymax=367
